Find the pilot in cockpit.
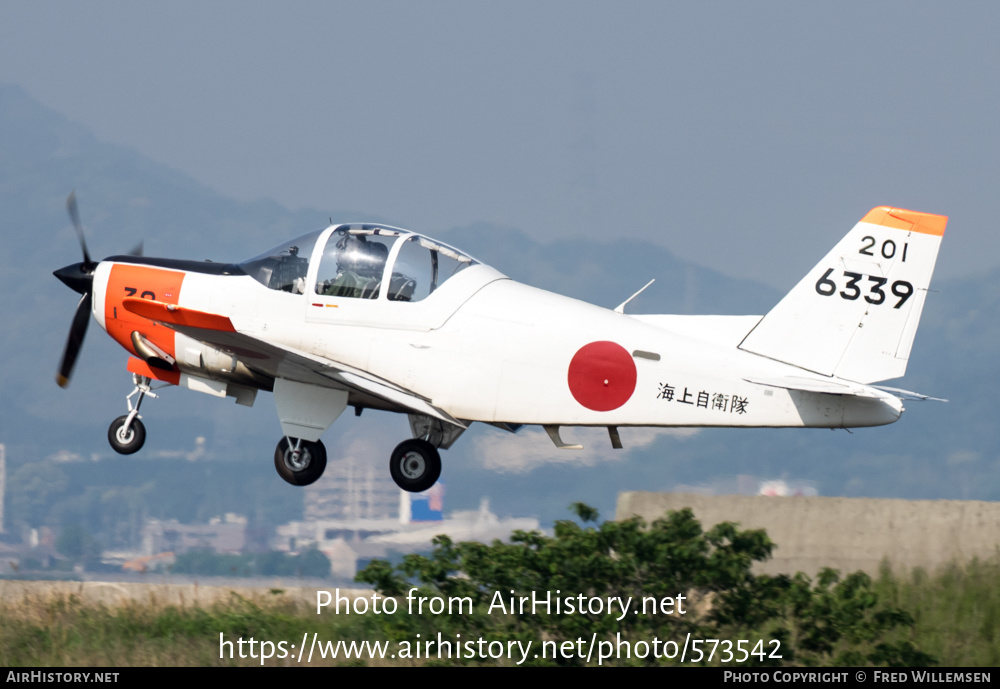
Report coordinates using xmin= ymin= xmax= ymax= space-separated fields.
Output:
xmin=320 ymin=233 xmax=389 ymax=299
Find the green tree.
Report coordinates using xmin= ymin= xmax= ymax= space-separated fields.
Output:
xmin=771 ymin=569 xmax=935 ymax=666
xmin=8 ymin=462 xmax=69 ymax=528
xmin=356 ymin=505 xmax=933 ymax=666
xmin=55 ymin=524 xmax=102 ymax=565
xmin=255 ymin=550 xmax=294 ymax=576
xmin=171 ymin=550 xmax=253 ymax=576
xmin=293 ymin=548 xmax=332 ymax=579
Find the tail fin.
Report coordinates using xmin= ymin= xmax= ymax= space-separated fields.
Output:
xmin=739 ymin=207 xmax=947 ymax=383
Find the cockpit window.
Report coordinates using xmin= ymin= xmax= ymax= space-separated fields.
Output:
xmin=239 ymin=230 xmax=323 ymax=294
xmin=388 ymin=235 xmax=477 ymax=302
xmin=240 ymin=224 xmax=479 ymax=301
xmin=314 ymin=227 xmax=398 ymax=299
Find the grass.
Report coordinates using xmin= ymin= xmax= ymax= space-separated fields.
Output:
xmin=1 ymin=559 xmax=998 ymax=667
xmin=875 ymin=557 xmax=1000 ymax=667
xmin=0 ymin=588 xmax=382 ymax=666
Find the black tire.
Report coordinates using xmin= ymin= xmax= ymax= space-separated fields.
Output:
xmin=108 ymin=415 xmax=146 ymax=455
xmin=389 ymin=439 xmax=441 ymax=492
xmin=274 ymin=437 xmax=327 ymax=486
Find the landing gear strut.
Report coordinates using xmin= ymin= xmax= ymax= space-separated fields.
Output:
xmin=108 ymin=374 xmax=154 ymax=455
xmin=389 ymin=438 xmax=441 ymax=492
xmin=274 ymin=437 xmax=327 ymax=486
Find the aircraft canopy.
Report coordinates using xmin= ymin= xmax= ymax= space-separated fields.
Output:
xmin=239 ymin=224 xmax=479 ymax=302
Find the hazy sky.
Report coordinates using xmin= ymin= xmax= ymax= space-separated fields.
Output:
xmin=3 ymin=1 xmax=998 ymax=288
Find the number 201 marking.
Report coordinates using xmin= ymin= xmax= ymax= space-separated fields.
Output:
xmin=815 ymin=268 xmax=912 ymax=308
xmin=860 ymin=236 xmax=908 ymax=262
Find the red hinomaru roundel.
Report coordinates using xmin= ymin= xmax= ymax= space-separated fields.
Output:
xmin=567 ymin=341 xmax=637 ymax=412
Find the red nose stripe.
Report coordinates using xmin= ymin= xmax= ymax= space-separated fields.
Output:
xmin=122 ymin=298 xmax=236 ymax=332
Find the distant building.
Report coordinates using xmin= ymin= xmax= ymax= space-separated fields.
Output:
xmin=0 ymin=542 xmax=18 ymax=574
xmin=403 ymin=483 xmax=445 ymax=523
xmin=325 ymin=538 xmax=359 ymax=580
xmin=305 ymin=458 xmax=398 ymax=521
xmin=141 ymin=514 xmax=247 ymax=555
xmin=275 ymin=494 xmax=540 ymax=578
xmin=122 ymin=551 xmax=176 ymax=573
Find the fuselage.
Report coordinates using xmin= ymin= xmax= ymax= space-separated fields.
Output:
xmin=87 ymin=222 xmax=903 ymax=431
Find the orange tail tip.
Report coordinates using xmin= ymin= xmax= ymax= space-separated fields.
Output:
xmin=861 ymin=207 xmax=948 ymax=236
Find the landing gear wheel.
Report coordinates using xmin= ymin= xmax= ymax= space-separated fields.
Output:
xmin=274 ymin=437 xmax=327 ymax=486
xmin=389 ymin=439 xmax=441 ymax=492
xmin=108 ymin=415 xmax=146 ymax=455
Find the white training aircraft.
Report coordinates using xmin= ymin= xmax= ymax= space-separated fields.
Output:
xmin=55 ymin=197 xmax=946 ymax=491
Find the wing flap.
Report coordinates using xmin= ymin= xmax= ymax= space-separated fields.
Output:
xmin=338 ymin=372 xmax=466 ymax=427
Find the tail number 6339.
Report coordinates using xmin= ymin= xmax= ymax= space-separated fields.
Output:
xmin=814 ymin=268 xmax=913 ymax=308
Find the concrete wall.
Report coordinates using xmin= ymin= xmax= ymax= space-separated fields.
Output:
xmin=616 ymin=492 xmax=1000 ymax=577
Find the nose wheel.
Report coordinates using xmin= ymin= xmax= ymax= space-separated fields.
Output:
xmin=108 ymin=374 xmax=155 ymax=455
xmin=274 ymin=437 xmax=328 ymax=486
xmin=108 ymin=415 xmax=146 ymax=454
xmin=389 ymin=439 xmax=441 ymax=492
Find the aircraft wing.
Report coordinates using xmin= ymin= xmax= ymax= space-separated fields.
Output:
xmin=121 ymin=298 xmax=466 ymax=428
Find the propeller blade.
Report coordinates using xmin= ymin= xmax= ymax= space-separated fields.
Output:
xmin=56 ymin=291 xmax=92 ymax=388
xmin=66 ymin=191 xmax=94 ymax=267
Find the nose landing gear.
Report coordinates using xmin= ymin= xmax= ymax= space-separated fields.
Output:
xmin=108 ymin=415 xmax=146 ymax=454
xmin=108 ymin=374 xmax=155 ymax=455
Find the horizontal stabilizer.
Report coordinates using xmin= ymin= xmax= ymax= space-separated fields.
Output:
xmin=873 ymin=385 xmax=948 ymax=402
xmin=744 ymin=375 xmax=878 ymax=397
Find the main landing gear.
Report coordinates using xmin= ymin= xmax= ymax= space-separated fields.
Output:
xmin=270 ymin=436 xmax=440 ymax=491
xmin=108 ymin=374 xmax=155 ymax=455
xmin=103 ymin=373 xmax=444 ymax=494
xmin=274 ymin=437 xmax=327 ymax=486
xmin=389 ymin=438 xmax=441 ymax=493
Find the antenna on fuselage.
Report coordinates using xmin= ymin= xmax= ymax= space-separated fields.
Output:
xmin=614 ymin=279 xmax=655 ymax=314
